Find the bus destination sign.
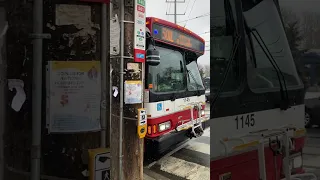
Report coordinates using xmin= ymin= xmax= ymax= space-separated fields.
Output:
xmin=152 ymin=23 xmax=205 ymax=53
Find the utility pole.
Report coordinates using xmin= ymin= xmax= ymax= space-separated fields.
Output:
xmin=165 ymin=0 xmax=185 ymax=24
xmin=0 ymin=7 xmax=7 ymax=180
xmin=31 ymin=0 xmax=44 ymax=179
xmin=110 ymin=0 xmax=144 ymax=179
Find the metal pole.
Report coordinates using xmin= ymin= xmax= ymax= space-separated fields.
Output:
xmin=119 ymin=0 xmax=125 ymax=179
xmin=31 ymin=0 xmax=43 ymax=179
xmin=258 ymin=141 xmax=267 ymax=180
xmin=283 ymin=133 xmax=291 ymax=180
xmin=109 ymin=1 xmax=113 ymax=151
xmin=0 ymin=11 xmax=7 ymax=180
xmin=174 ymin=0 xmax=177 ymax=24
xmin=101 ymin=3 xmax=107 ymax=148
xmin=109 ymin=3 xmax=113 ymax=179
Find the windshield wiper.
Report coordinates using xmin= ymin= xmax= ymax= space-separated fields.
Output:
xmin=187 ymin=69 xmax=202 ymax=96
xmin=211 ymin=34 xmax=241 ymax=109
xmin=210 ymin=0 xmax=241 ymax=112
xmin=249 ymin=27 xmax=289 ymax=110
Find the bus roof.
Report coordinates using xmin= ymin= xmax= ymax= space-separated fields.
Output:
xmin=146 ymin=17 xmax=205 ymax=54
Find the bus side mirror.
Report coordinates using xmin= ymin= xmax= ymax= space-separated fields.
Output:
xmin=146 ymin=48 xmax=160 ymax=66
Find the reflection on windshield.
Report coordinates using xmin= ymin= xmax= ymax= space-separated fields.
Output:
xmin=211 ymin=0 xmax=240 ymax=92
xmin=148 ymin=46 xmax=185 ymax=93
xmin=243 ymin=0 xmax=302 ymax=89
xmin=186 ymin=61 xmax=205 ymax=91
xmin=147 ymin=45 xmax=205 ymax=93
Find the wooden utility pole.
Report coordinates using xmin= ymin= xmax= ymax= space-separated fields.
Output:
xmin=110 ymin=0 xmax=144 ymax=179
xmin=165 ymin=0 xmax=185 ymax=24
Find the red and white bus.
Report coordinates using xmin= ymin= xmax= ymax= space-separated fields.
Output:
xmin=143 ymin=17 xmax=209 ymax=155
xmin=210 ymin=0 xmax=316 ymax=179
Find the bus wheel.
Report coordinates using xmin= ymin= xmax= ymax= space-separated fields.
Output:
xmin=305 ymin=109 xmax=312 ymax=128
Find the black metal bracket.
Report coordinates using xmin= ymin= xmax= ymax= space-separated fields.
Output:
xmin=29 ymin=33 xmax=51 ymax=39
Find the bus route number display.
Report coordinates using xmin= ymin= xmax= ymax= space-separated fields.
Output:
xmin=152 ymin=23 xmax=204 ymax=52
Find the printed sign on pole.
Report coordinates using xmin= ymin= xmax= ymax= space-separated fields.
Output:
xmin=133 ymin=0 xmax=146 ymax=63
xmin=46 ymin=61 xmax=101 ymax=133
xmin=88 ymin=148 xmax=111 ymax=180
xmin=137 ymin=108 xmax=147 ymax=138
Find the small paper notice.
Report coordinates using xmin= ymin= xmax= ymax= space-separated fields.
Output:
xmin=112 ymin=86 xmax=118 ymax=97
xmin=8 ymin=79 xmax=26 ymax=112
xmin=110 ymin=14 xmax=120 ymax=55
xmin=124 ymin=81 xmax=143 ymax=104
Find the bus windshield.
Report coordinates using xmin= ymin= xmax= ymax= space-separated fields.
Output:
xmin=147 ymin=45 xmax=204 ymax=93
xmin=211 ymin=0 xmax=241 ymax=92
xmin=186 ymin=54 xmax=205 ymax=91
xmin=243 ymin=0 xmax=302 ymax=89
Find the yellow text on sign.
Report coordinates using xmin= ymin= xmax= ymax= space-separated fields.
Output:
xmin=138 ymin=108 xmax=147 ymax=138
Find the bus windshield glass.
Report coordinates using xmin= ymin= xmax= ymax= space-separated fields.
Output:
xmin=147 ymin=45 xmax=185 ymax=93
xmin=211 ymin=0 xmax=241 ymax=92
xmin=185 ymin=53 xmax=205 ymax=91
xmin=147 ymin=44 xmax=204 ymax=93
xmin=242 ymin=0 xmax=302 ymax=89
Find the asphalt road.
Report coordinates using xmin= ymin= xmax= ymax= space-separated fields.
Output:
xmin=304 ymin=127 xmax=320 ymax=178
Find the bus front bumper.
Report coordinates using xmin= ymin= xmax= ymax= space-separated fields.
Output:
xmin=145 ymin=117 xmax=210 ymax=155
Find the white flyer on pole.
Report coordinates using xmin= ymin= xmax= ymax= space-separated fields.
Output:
xmin=47 ymin=61 xmax=101 ymax=133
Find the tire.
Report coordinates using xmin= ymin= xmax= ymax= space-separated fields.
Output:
xmin=305 ymin=109 xmax=312 ymax=128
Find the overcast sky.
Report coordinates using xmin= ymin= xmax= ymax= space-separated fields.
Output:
xmin=145 ymin=0 xmax=319 ymax=66
xmin=146 ymin=0 xmax=210 ymax=66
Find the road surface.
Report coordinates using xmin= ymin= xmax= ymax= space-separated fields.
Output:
xmin=144 ymin=103 xmax=210 ymax=180
xmin=303 ymin=128 xmax=320 ymax=178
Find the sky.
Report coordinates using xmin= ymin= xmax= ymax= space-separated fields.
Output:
xmin=146 ymin=0 xmax=210 ymax=66
xmin=145 ymin=0 xmax=319 ymax=66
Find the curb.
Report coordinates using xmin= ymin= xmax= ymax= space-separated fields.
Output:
xmin=143 ymin=168 xmax=171 ymax=180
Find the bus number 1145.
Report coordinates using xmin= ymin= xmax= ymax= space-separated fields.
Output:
xmin=235 ymin=113 xmax=255 ymax=129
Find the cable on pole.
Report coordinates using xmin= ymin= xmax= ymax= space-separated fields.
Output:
xmin=178 ymin=13 xmax=210 ymax=23
xmin=183 ymin=0 xmax=192 ymax=14
xmin=184 ymin=0 xmax=197 ymax=27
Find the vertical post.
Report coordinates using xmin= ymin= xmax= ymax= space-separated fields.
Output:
xmin=283 ymin=132 xmax=291 ymax=180
xmin=258 ymin=141 xmax=267 ymax=180
xmin=101 ymin=3 xmax=107 ymax=148
xmin=106 ymin=2 xmax=111 ymax=148
xmin=31 ymin=0 xmax=43 ymax=179
xmin=174 ymin=0 xmax=177 ymax=24
xmin=118 ymin=0 xmax=125 ymax=179
xmin=110 ymin=0 xmax=144 ymax=179
xmin=0 ymin=9 xmax=7 ymax=180
xmin=165 ymin=0 xmax=185 ymax=24
xmin=109 ymin=0 xmax=113 ymax=151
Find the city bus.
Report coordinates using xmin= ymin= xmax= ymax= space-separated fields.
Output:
xmin=210 ymin=0 xmax=316 ymax=179
xmin=143 ymin=17 xmax=209 ymax=155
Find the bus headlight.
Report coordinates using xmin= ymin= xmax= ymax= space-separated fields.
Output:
xmin=201 ymin=110 xmax=205 ymax=117
xmin=158 ymin=121 xmax=171 ymax=132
